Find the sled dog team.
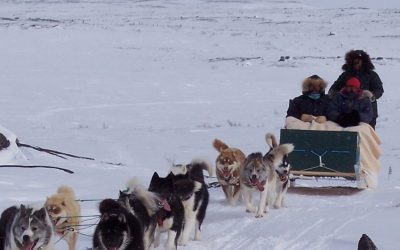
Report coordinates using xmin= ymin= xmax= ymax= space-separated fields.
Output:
xmin=0 ymin=133 xmax=293 ymax=250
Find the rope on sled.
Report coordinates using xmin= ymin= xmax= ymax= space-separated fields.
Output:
xmin=16 ymin=140 xmax=124 ymax=166
xmin=0 ymin=165 xmax=73 ymax=174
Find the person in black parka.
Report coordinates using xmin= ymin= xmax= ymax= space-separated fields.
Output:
xmin=327 ymin=77 xmax=374 ymax=127
xmin=328 ymin=50 xmax=384 ymax=129
xmin=286 ymin=75 xmax=330 ymax=124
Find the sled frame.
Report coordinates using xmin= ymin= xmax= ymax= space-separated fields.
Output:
xmin=280 ymin=129 xmax=361 ymax=182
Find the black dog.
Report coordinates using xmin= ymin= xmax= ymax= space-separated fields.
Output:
xmin=93 ymin=199 xmax=144 ymax=250
xmin=0 ymin=206 xmax=19 ymax=249
xmin=149 ymin=172 xmax=184 ymax=250
xmin=118 ymin=178 xmax=160 ymax=250
xmin=170 ymin=160 xmax=211 ymax=246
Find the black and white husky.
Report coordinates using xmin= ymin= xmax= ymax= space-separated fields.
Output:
xmin=170 ymin=159 xmax=212 ymax=246
xmin=118 ymin=178 xmax=159 ymax=250
xmin=266 ymin=133 xmax=292 ymax=208
xmin=148 ymin=172 xmax=184 ymax=250
xmin=93 ymin=199 xmax=144 ymax=250
xmin=0 ymin=204 xmax=54 ymax=250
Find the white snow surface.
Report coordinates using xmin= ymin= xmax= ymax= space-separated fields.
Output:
xmin=1 ymin=0 xmax=400 ymax=249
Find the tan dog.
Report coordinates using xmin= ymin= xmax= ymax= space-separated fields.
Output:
xmin=45 ymin=186 xmax=80 ymax=250
xmin=213 ymin=138 xmax=246 ymax=205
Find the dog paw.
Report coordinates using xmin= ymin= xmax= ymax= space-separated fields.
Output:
xmin=246 ymin=208 xmax=255 ymax=213
xmin=255 ymin=213 xmax=264 ymax=218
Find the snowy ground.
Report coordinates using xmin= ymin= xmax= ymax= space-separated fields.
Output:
xmin=1 ymin=0 xmax=400 ymax=249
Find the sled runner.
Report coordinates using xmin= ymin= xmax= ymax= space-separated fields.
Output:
xmin=280 ymin=129 xmax=362 ymax=184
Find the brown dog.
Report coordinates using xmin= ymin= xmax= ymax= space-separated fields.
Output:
xmin=213 ymin=138 xmax=246 ymax=205
xmin=45 ymin=186 xmax=80 ymax=250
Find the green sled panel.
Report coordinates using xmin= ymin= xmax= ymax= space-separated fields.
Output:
xmin=280 ymin=129 xmax=359 ymax=175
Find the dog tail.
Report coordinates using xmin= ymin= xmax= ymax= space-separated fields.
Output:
xmin=171 ymin=163 xmax=188 ymax=176
xmin=191 ymin=159 xmax=213 ymax=177
xmin=57 ymin=186 xmax=76 ymax=199
xmin=264 ymin=144 xmax=294 ymax=167
xmin=126 ymin=177 xmax=159 ymax=215
xmin=265 ymin=133 xmax=278 ymax=149
xmin=213 ymin=138 xmax=229 ymax=152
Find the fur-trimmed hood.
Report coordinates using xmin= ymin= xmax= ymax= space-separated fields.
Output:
xmin=302 ymin=75 xmax=327 ymax=94
xmin=342 ymin=49 xmax=375 ymax=73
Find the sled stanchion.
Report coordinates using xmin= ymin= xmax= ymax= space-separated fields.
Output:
xmin=0 ymin=165 xmax=73 ymax=174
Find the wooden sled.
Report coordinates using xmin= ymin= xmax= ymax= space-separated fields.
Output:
xmin=280 ymin=129 xmax=365 ymax=188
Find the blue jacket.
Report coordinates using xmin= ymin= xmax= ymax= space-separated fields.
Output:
xmin=329 ymin=71 xmax=383 ymax=118
xmin=327 ymin=91 xmax=373 ymax=125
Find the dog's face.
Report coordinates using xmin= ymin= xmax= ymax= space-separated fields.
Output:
xmin=12 ymin=205 xmax=52 ymax=250
xmin=45 ymin=195 xmax=68 ymax=226
xmin=213 ymin=139 xmax=244 ymax=182
xmin=148 ymin=172 xmax=174 ymax=199
xmin=241 ymin=153 xmax=269 ymax=189
xmin=98 ymin=213 xmax=129 ymax=250
xmin=215 ymin=150 xmax=243 ymax=181
xmin=171 ymin=174 xmax=198 ymax=201
xmin=275 ymin=155 xmax=291 ymax=182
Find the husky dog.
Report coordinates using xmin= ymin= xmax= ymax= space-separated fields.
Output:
xmin=265 ymin=133 xmax=292 ymax=208
xmin=0 ymin=204 xmax=54 ymax=250
xmin=118 ymin=178 xmax=159 ymax=250
xmin=213 ymin=139 xmax=246 ymax=205
xmin=240 ymin=143 xmax=294 ymax=218
xmin=148 ymin=172 xmax=184 ymax=250
xmin=93 ymin=199 xmax=144 ymax=250
xmin=170 ymin=159 xmax=212 ymax=246
xmin=45 ymin=186 xmax=80 ymax=250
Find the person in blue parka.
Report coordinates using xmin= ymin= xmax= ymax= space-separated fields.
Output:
xmin=327 ymin=77 xmax=374 ymax=127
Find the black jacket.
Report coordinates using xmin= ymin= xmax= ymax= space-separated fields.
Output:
xmin=329 ymin=71 xmax=384 ymax=118
xmin=286 ymin=94 xmax=330 ymax=119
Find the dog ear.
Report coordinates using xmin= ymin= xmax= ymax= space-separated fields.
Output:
xmin=35 ymin=207 xmax=47 ymax=220
xmin=213 ymin=139 xmax=229 ymax=152
xmin=150 ymin=172 xmax=160 ymax=183
xmin=19 ymin=204 xmax=26 ymax=214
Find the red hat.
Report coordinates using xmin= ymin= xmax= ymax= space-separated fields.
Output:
xmin=346 ymin=77 xmax=361 ymax=89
